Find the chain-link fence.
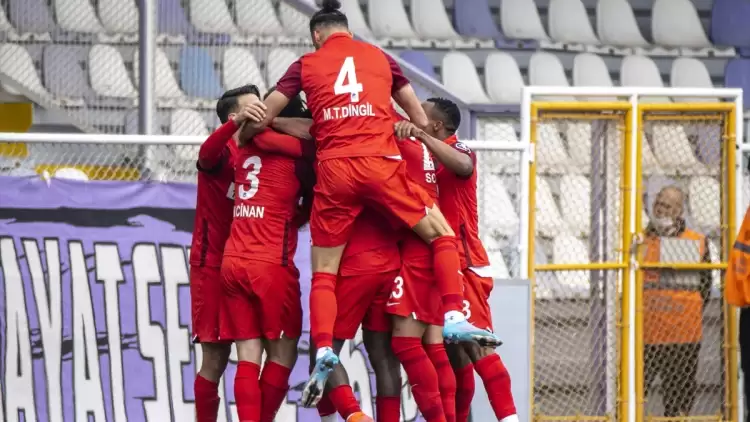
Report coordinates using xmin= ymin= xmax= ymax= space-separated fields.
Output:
xmin=637 ymin=111 xmax=730 ymax=419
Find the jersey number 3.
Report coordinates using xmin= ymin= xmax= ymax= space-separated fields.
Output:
xmin=334 ymin=57 xmax=363 ymax=103
xmin=239 ymin=156 xmax=262 ymax=200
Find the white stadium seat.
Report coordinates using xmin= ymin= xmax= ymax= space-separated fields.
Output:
xmin=573 ymin=53 xmax=614 ymax=87
xmin=620 ymin=55 xmax=670 ymax=103
xmin=235 ymin=0 xmax=284 ymax=37
xmin=535 ymin=176 xmax=566 ymax=238
xmin=441 ymin=52 xmax=491 ymax=104
xmin=89 ymin=45 xmax=137 ymax=98
xmin=560 ymin=175 xmax=591 ymax=236
xmin=279 ymin=3 xmax=311 ymax=37
xmin=54 ymin=0 xmax=103 ymax=33
xmin=689 ymin=176 xmax=721 ymax=234
xmin=536 ymin=122 xmax=573 ymax=174
xmin=190 ymin=0 xmax=237 ymax=34
xmin=534 ymin=239 xmax=561 ymax=300
xmin=339 ymin=0 xmax=373 ymax=39
xmin=266 ymin=48 xmax=299 ymax=88
xmin=552 ymin=234 xmax=591 ymax=299
xmin=368 ymin=0 xmax=418 ymax=39
xmin=483 ymin=174 xmax=520 ymax=238
xmin=222 ymin=47 xmax=267 ymax=94
xmin=411 ymin=0 xmax=460 ymax=40
xmin=641 ymin=133 xmax=662 ymax=175
xmin=0 ymin=5 xmax=16 ymax=37
xmin=488 ymin=251 xmax=512 ymax=279
xmin=596 ymin=0 xmax=649 ymax=47
xmin=501 ymin=0 xmax=549 ymax=41
xmin=652 ymin=0 xmax=712 ymax=48
xmin=548 ymin=0 xmax=600 ymax=45
xmin=565 ymin=122 xmax=593 ymax=172
xmin=134 ymin=48 xmax=185 ymax=99
xmin=0 ymin=44 xmax=51 ymax=97
xmin=485 ymin=52 xmax=524 ymax=104
xmin=529 ymin=52 xmax=569 ymax=88
xmin=170 ymin=109 xmax=209 ymax=136
xmin=670 ymin=57 xmax=717 ymax=102
xmin=651 ymin=123 xmax=708 ymax=175
xmin=98 ymin=0 xmax=138 ymax=34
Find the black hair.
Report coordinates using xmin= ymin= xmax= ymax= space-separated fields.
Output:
xmin=426 ymin=97 xmax=461 ymax=134
xmin=309 ymin=0 xmax=348 ymax=34
xmin=265 ymin=87 xmax=312 ymax=119
xmin=216 ymin=84 xmax=260 ymax=123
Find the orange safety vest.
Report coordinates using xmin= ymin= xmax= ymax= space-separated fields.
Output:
xmin=642 ymin=229 xmax=707 ymax=345
xmin=727 ymin=206 xmax=750 ymax=307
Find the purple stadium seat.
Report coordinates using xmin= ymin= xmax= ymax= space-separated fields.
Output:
xmin=180 ymin=46 xmax=223 ymax=99
xmin=399 ymin=50 xmax=438 ymax=78
xmin=9 ymin=0 xmax=56 ymax=34
xmin=724 ymin=59 xmax=750 ymax=109
xmin=43 ymin=46 xmax=92 ymax=100
xmin=158 ymin=0 xmax=229 ymax=44
xmin=710 ymin=0 xmax=750 ymax=48
xmin=454 ymin=0 xmax=500 ymax=39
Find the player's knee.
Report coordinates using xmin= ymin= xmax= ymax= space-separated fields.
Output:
xmin=446 ymin=343 xmax=472 ymax=369
xmin=198 ymin=343 xmax=232 ymax=381
xmin=464 ymin=342 xmax=494 ymax=362
xmin=267 ymin=336 xmax=299 ymax=368
xmin=422 ymin=324 xmax=444 ymax=344
xmin=311 ymin=245 xmax=346 ymax=274
xmin=391 ymin=316 xmax=426 ymax=338
xmin=235 ymin=339 xmax=263 ymax=365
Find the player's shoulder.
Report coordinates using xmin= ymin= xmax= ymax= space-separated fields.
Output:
xmin=452 ymin=140 xmax=471 ymax=153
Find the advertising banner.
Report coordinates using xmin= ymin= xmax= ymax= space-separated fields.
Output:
xmin=0 ymin=176 xmax=423 ymax=422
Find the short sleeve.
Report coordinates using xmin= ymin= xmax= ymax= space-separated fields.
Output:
xmin=275 ymin=60 xmax=303 ymax=99
xmin=384 ymin=53 xmax=410 ymax=94
xmin=452 ymin=141 xmax=477 ymax=166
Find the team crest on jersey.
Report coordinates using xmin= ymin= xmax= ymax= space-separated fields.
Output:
xmin=454 ymin=142 xmax=470 ymax=152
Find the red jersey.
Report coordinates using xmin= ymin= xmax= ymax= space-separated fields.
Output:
xmin=223 ymin=129 xmax=308 ymax=267
xmin=339 ymin=210 xmax=400 ymax=276
xmin=189 ymin=136 xmax=238 ymax=268
xmin=436 ymin=135 xmax=490 ymax=268
xmin=276 ymin=33 xmax=410 ymax=161
xmin=399 ymin=137 xmax=439 ymax=263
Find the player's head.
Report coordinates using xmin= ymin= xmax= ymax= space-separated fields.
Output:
xmin=265 ymin=87 xmax=312 ymax=119
xmin=216 ymin=84 xmax=261 ymax=123
xmin=309 ymin=0 xmax=350 ymax=49
xmin=423 ymin=97 xmax=461 ymax=139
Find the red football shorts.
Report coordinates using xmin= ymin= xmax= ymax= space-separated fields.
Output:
xmin=190 ymin=265 xmax=225 ymax=343
xmin=219 ymin=257 xmax=302 ymax=341
xmin=462 ymin=269 xmax=495 ymax=331
xmin=386 ymin=259 xmax=443 ymax=327
xmin=311 ymin=156 xmax=434 ymax=247
xmin=334 ymin=269 xmax=399 ymax=339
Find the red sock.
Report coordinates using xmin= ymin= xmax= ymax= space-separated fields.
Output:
xmin=431 ymin=237 xmax=463 ymax=314
xmin=475 ymin=354 xmax=516 ymax=419
xmin=329 ymin=384 xmax=361 ymax=420
xmin=424 ymin=344 xmax=457 ymax=422
xmin=195 ymin=374 xmax=221 ymax=422
xmin=454 ymin=363 xmax=475 ymax=422
xmin=317 ymin=394 xmax=336 ymax=417
xmin=376 ymin=395 xmax=401 ymax=422
xmin=259 ymin=361 xmax=291 ymax=422
xmin=234 ymin=362 xmax=261 ymax=422
xmin=391 ymin=337 xmax=446 ymax=422
xmin=310 ymin=272 xmax=338 ymax=349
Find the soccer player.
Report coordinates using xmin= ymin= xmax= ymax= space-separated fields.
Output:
xmin=218 ymin=93 xmax=315 ymax=422
xmin=190 ymin=84 xmax=264 ymax=422
xmin=403 ymin=98 xmax=519 ymax=422
xmin=239 ymin=0 xmax=499 ymax=406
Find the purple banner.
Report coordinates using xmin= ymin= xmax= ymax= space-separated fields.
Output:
xmin=0 ymin=176 xmax=422 ymax=422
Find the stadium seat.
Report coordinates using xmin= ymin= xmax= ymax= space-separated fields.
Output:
xmin=692 ymin=123 xmax=722 ymax=167
xmin=267 ymin=48 xmax=299 ymax=89
xmin=596 ymin=0 xmax=649 ymax=47
xmin=339 ymin=0 xmax=373 ymax=39
xmin=189 ymin=0 xmax=237 ymax=35
xmin=454 ymin=0 xmax=501 ymax=40
xmin=441 ymin=52 xmax=491 ymax=104
xmin=500 ymin=0 xmax=549 ymax=41
xmin=8 ymin=0 xmax=56 ymax=39
xmin=548 ymin=0 xmax=600 ymax=45
xmin=170 ymin=109 xmax=209 ymax=136
xmin=368 ymin=0 xmax=418 ymax=40
xmin=0 ymin=44 xmax=51 ymax=98
xmin=43 ymin=46 xmax=90 ymax=106
xmin=552 ymin=234 xmax=591 ymax=298
xmin=535 ymin=176 xmax=566 ymax=238
xmin=234 ymin=0 xmax=284 ymax=38
xmin=488 ymin=250 xmax=512 ymax=280
xmin=651 ymin=123 xmax=708 ymax=175
xmin=534 ymin=238 xmax=561 ymax=300
xmin=125 ymin=110 xmax=163 ymax=134
xmin=560 ymin=175 xmax=591 ymax=236
xmin=53 ymin=0 xmax=103 ymax=33
xmin=711 ymin=0 xmax=750 ymax=48
xmin=620 ymin=55 xmax=670 ymax=103
xmin=180 ymin=46 xmax=223 ymax=101
xmin=0 ymin=6 xmax=17 ymax=39
xmin=158 ymin=0 xmax=193 ymax=43
xmin=689 ymin=176 xmax=721 ymax=234
xmin=399 ymin=50 xmax=438 ymax=78
xmin=88 ymin=45 xmax=136 ymax=98
xmin=641 ymin=133 xmax=662 ymax=175
xmin=280 ymin=3 xmax=313 ymax=38
xmin=652 ymin=0 xmax=712 ymax=49
xmin=411 ymin=0 xmax=460 ymax=40
xmin=565 ymin=122 xmax=592 ymax=172
xmin=483 ymin=173 xmax=520 ymax=238
xmin=133 ymin=47 xmax=185 ymax=102
xmin=669 ymin=57 xmax=717 ymax=102
xmin=529 ymin=52 xmax=569 ymax=88
xmin=572 ymin=53 xmax=616 ymax=100
xmin=536 ymin=122 xmax=573 ymax=174
xmin=98 ymin=0 xmax=138 ymax=41
xmin=724 ymin=59 xmax=750 ymax=108
xmin=485 ymin=52 xmax=524 ymax=104
xmin=223 ymin=47 xmax=267 ymax=94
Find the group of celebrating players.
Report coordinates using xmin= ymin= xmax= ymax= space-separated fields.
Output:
xmin=188 ymin=1 xmax=518 ymax=421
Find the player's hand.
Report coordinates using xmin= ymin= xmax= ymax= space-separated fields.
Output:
xmin=233 ymin=101 xmax=267 ymax=125
xmin=394 ymin=121 xmax=421 ymax=140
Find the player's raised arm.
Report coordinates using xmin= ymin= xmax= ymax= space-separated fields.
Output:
xmin=385 ymin=53 xmax=429 ymax=129
xmin=239 ymin=61 xmax=302 ymax=142
xmin=410 ymin=98 xmax=474 ymax=178
xmin=272 ymin=117 xmax=313 ymax=141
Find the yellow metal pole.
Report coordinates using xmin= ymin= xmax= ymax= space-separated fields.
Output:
xmin=725 ymin=107 xmax=739 ymax=422
xmin=634 ymin=107 xmax=645 ymax=422
xmin=532 ymin=101 xmax=631 ymax=112
xmin=535 ymin=262 xmax=628 ymax=271
xmin=620 ymin=107 xmax=634 ymax=422
xmin=638 ymin=103 xmax=737 ymax=113
xmin=637 ymin=262 xmax=728 ymax=270
xmin=528 ymin=103 xmax=539 ymax=418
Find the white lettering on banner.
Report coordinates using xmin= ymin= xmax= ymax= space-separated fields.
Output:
xmin=24 ymin=239 xmax=63 ymax=422
xmin=233 ymin=204 xmax=265 ymax=218
xmin=95 ymin=243 xmax=129 ymax=422
xmin=134 ymin=244 xmax=172 ymax=420
xmin=70 ymin=241 xmax=107 ymax=421
xmin=322 ymin=103 xmax=376 ymax=121
xmin=1 ymin=237 xmax=38 ymax=422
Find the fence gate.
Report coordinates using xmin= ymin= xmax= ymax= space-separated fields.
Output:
xmin=525 ymin=88 xmax=742 ymax=422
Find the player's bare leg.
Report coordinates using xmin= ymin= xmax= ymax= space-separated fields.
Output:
xmin=195 ymin=342 xmax=232 ymax=422
xmin=423 ymin=325 xmax=458 ymax=422
xmin=462 ymin=343 xmax=518 ymax=422
xmin=411 ymin=206 xmax=500 ymax=346
xmin=446 ymin=344 xmax=475 ymax=422
xmin=363 ymin=329 xmax=402 ymax=422
xmin=259 ymin=335 xmax=299 ymax=421
xmin=234 ymin=339 xmax=264 ymax=422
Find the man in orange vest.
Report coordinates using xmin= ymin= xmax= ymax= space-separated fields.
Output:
xmin=727 ymin=205 xmax=750 ymax=421
xmin=641 ymin=185 xmax=711 ymax=417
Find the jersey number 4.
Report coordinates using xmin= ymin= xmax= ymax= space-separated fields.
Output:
xmin=334 ymin=57 xmax=363 ymax=103
xmin=238 ymin=156 xmax=262 ymax=200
